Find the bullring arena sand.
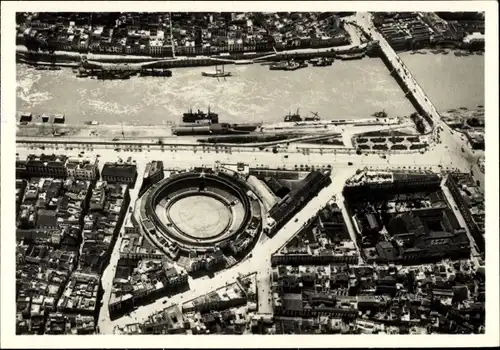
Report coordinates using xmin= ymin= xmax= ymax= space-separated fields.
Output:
xmin=168 ymin=194 xmax=232 ymax=239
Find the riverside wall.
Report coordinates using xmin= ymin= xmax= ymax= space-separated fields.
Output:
xmin=16 ymin=43 xmax=373 ymax=68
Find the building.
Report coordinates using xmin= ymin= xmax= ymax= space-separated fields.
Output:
xmin=108 ymin=259 xmax=188 ymax=318
xmin=265 ymin=171 xmax=332 ymax=236
xmin=182 ymin=283 xmax=247 ymax=313
xmin=445 ymin=174 xmax=485 ymax=252
xmin=139 ymin=161 xmax=164 ymax=197
xmin=16 ymin=160 xmax=29 ymax=179
xmin=53 ymin=114 xmax=66 ymax=124
xmin=56 ymin=272 xmax=100 ymax=318
xmin=88 ymin=181 xmax=106 ymax=211
xmin=142 ymin=304 xmax=185 ymax=334
xmin=343 ymin=170 xmax=441 ymax=201
xmin=283 ymin=293 xmax=303 ymax=312
xmin=16 ymin=179 xmax=27 ymax=215
xmin=119 ymin=232 xmax=164 ymax=260
xmin=264 ymin=177 xmax=290 ymax=198
xmin=26 ymin=154 xmax=68 ymax=178
xmin=101 ymin=162 xmax=138 ymax=187
xmin=66 ymin=157 xmax=99 ymax=181
xmin=373 ymin=229 xmax=470 ymax=264
xmin=18 ymin=111 xmax=33 ymax=123
xmin=36 ymin=209 xmax=58 ymax=230
xmin=318 ymin=203 xmax=350 ymax=239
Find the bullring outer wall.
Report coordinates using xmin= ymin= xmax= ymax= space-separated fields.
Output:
xmin=136 ymin=171 xmax=256 ymax=255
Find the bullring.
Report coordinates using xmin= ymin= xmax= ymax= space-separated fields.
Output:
xmin=134 ymin=169 xmax=262 ymax=258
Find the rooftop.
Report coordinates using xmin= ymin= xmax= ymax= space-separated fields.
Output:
xmin=102 ymin=162 xmax=137 ymax=179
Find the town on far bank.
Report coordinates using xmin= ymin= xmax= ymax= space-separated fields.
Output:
xmin=17 ymin=11 xmax=483 ymax=59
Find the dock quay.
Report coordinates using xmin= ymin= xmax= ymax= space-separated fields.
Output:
xmin=16 ymin=43 xmax=379 ymax=69
xmin=16 ymin=136 xmax=429 ymax=157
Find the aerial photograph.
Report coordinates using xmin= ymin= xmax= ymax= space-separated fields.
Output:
xmin=13 ymin=10 xmax=487 ymax=336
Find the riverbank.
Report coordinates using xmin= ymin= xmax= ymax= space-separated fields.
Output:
xmin=15 ymin=115 xmax=402 ymax=139
xmin=16 ymin=42 xmax=371 ymax=67
xmin=17 ymin=58 xmax=79 ymax=68
xmin=17 ymin=122 xmax=175 ymax=140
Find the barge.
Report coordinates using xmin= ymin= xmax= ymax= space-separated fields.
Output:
xmin=139 ymin=68 xmax=172 ymax=77
xmin=231 ymin=122 xmax=262 ymax=132
xmin=270 ymin=59 xmax=308 ymax=71
xmin=337 ymin=52 xmax=365 ymax=60
xmin=312 ymin=57 xmax=334 ymax=66
xmin=35 ymin=66 xmax=61 ymax=71
xmin=172 ymin=123 xmax=251 ymax=136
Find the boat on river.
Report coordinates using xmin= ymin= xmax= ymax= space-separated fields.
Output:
xmin=312 ymin=57 xmax=334 ymax=66
xmin=270 ymin=59 xmax=308 ymax=71
xmin=231 ymin=122 xmax=262 ymax=132
xmin=183 ymin=106 xmax=219 ymax=124
xmin=35 ymin=65 xmax=61 ymax=71
xmin=284 ymin=109 xmax=302 ymax=122
xmin=202 ymin=64 xmax=232 ymax=78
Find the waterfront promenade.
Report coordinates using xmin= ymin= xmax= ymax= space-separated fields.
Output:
xmin=16 ymin=40 xmax=359 ymax=65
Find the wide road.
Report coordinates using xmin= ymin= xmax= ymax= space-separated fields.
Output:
xmin=16 ymin=143 xmax=467 ymax=174
xmin=96 ymin=163 xmax=147 ymax=334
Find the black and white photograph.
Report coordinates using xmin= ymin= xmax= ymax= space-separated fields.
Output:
xmin=1 ymin=1 xmax=498 ymax=348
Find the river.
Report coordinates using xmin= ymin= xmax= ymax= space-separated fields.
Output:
xmin=399 ymin=50 xmax=484 ymax=112
xmin=16 ymin=52 xmax=483 ymax=125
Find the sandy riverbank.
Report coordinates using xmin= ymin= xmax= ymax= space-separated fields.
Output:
xmin=17 ymin=122 xmax=174 ymax=140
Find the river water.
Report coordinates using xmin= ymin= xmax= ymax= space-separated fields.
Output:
xmin=16 ymin=52 xmax=483 ymax=125
xmin=399 ymin=51 xmax=484 ymax=112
